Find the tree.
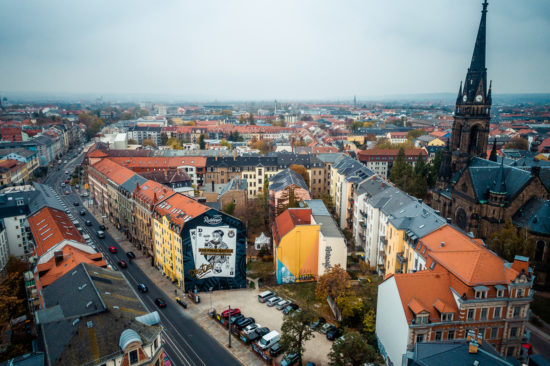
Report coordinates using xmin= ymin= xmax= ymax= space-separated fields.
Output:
xmin=276 ymin=187 xmax=300 ymax=215
xmin=250 ymin=138 xmax=273 ymax=154
xmin=199 ymin=134 xmax=206 ymax=149
xmin=407 ymin=129 xmax=427 ymax=141
xmin=328 ymin=331 xmax=377 ymax=366
xmin=504 ymin=136 xmax=529 ymax=150
xmin=336 ymin=293 xmax=363 ymax=320
xmin=280 ymin=309 xmax=315 ymax=366
xmin=142 ymin=139 xmax=156 ymax=148
xmin=389 ymin=148 xmax=413 ymax=191
xmin=79 ymin=111 xmax=105 ymax=139
xmin=410 ymin=153 xmax=428 ymax=198
xmin=316 ymin=264 xmax=351 ymax=300
xmin=289 ymin=164 xmax=310 ymax=188
xmin=166 ymin=137 xmax=182 ymax=150
xmin=487 ymin=218 xmax=535 ymax=262
xmin=0 ymin=256 xmax=27 ymax=324
xmin=223 ymin=202 xmax=236 ymax=216
xmin=120 ymin=111 xmax=134 ymax=120
xmin=248 ymin=113 xmax=256 ymax=125
xmin=427 ymin=149 xmax=444 ymax=187
xmin=128 ymin=138 xmax=138 ymax=145
xmin=362 ymin=308 xmax=376 ymax=334
xmin=160 ymin=132 xmax=169 ymax=146
xmin=220 ymin=138 xmax=232 ymax=149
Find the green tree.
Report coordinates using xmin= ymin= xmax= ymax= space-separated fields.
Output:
xmin=199 ymin=134 xmax=206 ymax=149
xmin=166 ymin=137 xmax=182 ymax=150
xmin=280 ymin=309 xmax=315 ymax=366
xmin=223 ymin=202 xmax=236 ymax=216
xmin=220 ymin=138 xmax=232 ymax=149
xmin=487 ymin=218 xmax=535 ymax=262
xmin=328 ymin=331 xmax=377 ymax=366
xmin=389 ymin=148 xmax=413 ymax=191
xmin=407 ymin=129 xmax=427 ymax=141
xmin=428 ymin=149 xmax=444 ymax=187
xmin=336 ymin=293 xmax=363 ymax=320
xmin=160 ymin=132 xmax=169 ymax=146
xmin=410 ymin=153 xmax=428 ymax=198
xmin=362 ymin=308 xmax=376 ymax=333
xmin=248 ymin=113 xmax=255 ymax=125
xmin=504 ymin=136 xmax=529 ymax=150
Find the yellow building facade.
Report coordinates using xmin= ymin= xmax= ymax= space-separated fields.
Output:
xmin=153 ymin=215 xmax=185 ymax=290
xmin=384 ymin=222 xmax=407 ymax=275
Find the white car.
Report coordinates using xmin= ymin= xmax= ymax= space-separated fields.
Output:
xmin=243 ymin=323 xmax=261 ymax=335
xmin=276 ymin=300 xmax=291 ymax=310
xmin=266 ymin=296 xmax=282 ymax=307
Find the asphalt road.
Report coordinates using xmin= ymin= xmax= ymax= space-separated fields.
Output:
xmin=45 ymin=149 xmax=242 ymax=366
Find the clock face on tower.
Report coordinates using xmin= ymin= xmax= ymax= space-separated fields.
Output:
xmin=463 ymin=95 xmax=467 ymax=102
xmin=475 ymin=94 xmax=483 ymax=102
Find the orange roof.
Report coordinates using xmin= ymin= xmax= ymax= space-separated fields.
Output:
xmin=357 ymin=148 xmax=427 ymax=158
xmin=35 ymin=245 xmax=106 ymax=289
xmin=108 ymin=156 xmax=207 ymax=170
xmin=88 ymin=149 xmax=108 ymax=158
xmin=154 ymin=193 xmax=209 ymax=228
xmin=91 ymin=158 xmax=136 ymax=185
xmin=134 ymin=179 xmax=175 ymax=206
xmin=393 ymin=271 xmax=459 ymax=323
xmin=272 ymin=208 xmax=312 ymax=246
xmin=28 ymin=207 xmax=85 ymax=256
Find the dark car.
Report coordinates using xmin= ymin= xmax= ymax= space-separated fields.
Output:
xmin=176 ymin=297 xmax=188 ymax=308
xmin=310 ymin=317 xmax=326 ymax=330
xmin=283 ymin=303 xmax=300 ymax=315
xmin=108 ymin=246 xmax=117 ymax=253
xmin=79 ymin=209 xmax=86 ymax=216
xmin=118 ymin=260 xmax=128 ymax=268
xmin=137 ymin=283 xmax=148 ymax=293
xmin=85 ymin=220 xmax=92 ymax=226
xmin=99 ymin=224 xmax=106 ymax=230
xmin=269 ymin=342 xmax=284 ymax=357
xmin=236 ymin=317 xmax=255 ymax=329
xmin=281 ymin=353 xmax=299 ymax=366
xmin=73 ymin=201 xmax=79 ymax=206
xmin=248 ymin=327 xmax=270 ymax=342
xmin=230 ymin=314 xmax=244 ymax=324
xmin=155 ymin=298 xmax=167 ymax=308
xmin=326 ymin=327 xmax=343 ymax=341
xmin=126 ymin=251 xmax=136 ymax=259
xmin=221 ymin=308 xmax=241 ymax=319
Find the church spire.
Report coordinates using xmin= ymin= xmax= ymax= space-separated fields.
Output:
xmin=489 ymin=138 xmax=497 ymax=162
xmin=462 ymin=0 xmax=489 ymax=103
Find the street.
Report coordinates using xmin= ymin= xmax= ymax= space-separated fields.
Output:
xmin=44 ymin=150 xmax=242 ymax=366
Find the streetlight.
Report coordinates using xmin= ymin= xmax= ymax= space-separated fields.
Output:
xmin=228 ymin=305 xmax=232 ymax=348
xmin=209 ymin=287 xmax=214 ymax=312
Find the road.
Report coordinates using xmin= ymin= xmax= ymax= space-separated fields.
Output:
xmin=45 ymin=148 xmax=242 ymax=366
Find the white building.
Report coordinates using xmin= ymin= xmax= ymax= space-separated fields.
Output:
xmin=0 ymin=221 xmax=9 ymax=272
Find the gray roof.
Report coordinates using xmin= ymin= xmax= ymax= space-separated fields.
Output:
xmin=313 ymin=214 xmax=343 ymax=238
xmin=409 ymin=341 xmax=513 ymax=366
xmin=269 ymin=168 xmax=309 ymax=192
xmin=355 ymin=177 xmax=391 ymax=199
xmin=0 ymin=147 xmax=36 ymax=158
xmin=376 ymin=188 xmax=414 ymax=216
xmin=0 ymin=352 xmax=44 ymax=366
xmin=513 ymin=197 xmax=550 ymax=236
xmin=303 ymin=199 xmax=330 ymax=216
xmin=315 ymin=153 xmax=342 ymax=164
xmin=120 ymin=174 xmax=147 ymax=194
xmin=219 ymin=177 xmax=247 ymax=197
xmin=389 ymin=201 xmax=447 ymax=238
xmin=29 ymin=183 xmax=65 ymax=214
xmin=0 ymin=183 xmax=64 ymax=219
xmin=333 ymin=156 xmax=375 ymax=182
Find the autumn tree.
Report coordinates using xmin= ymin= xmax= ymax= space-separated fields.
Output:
xmin=79 ymin=111 xmax=105 ymax=139
xmin=289 ymin=164 xmax=310 ymax=188
xmin=362 ymin=308 xmax=376 ymax=334
xmin=199 ymin=134 xmax=206 ymax=149
xmin=280 ymin=309 xmax=315 ymax=366
xmin=276 ymin=187 xmax=300 ymax=216
xmin=407 ymin=129 xmax=427 ymax=141
xmin=316 ymin=264 xmax=351 ymax=300
xmin=248 ymin=113 xmax=256 ymax=125
xmin=142 ymin=139 xmax=156 ymax=148
xmin=160 ymin=132 xmax=169 ymax=146
xmin=487 ymin=218 xmax=535 ymax=262
xmin=336 ymin=293 xmax=363 ymax=322
xmin=504 ymin=136 xmax=529 ymax=151
xmin=220 ymin=138 xmax=231 ymax=149
xmin=128 ymin=138 xmax=138 ymax=145
xmin=0 ymin=256 xmax=27 ymax=324
xmin=166 ymin=137 xmax=182 ymax=150
xmin=328 ymin=331 xmax=377 ymax=366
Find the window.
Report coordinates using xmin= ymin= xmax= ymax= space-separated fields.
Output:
xmin=129 ymin=350 xmax=138 ymax=364
xmin=510 ymin=327 xmax=518 ymax=338
xmin=442 ymin=313 xmax=453 ymax=322
xmin=467 ymin=309 xmax=475 ymax=320
xmin=480 ymin=308 xmax=488 ymax=320
xmin=448 ymin=330 xmax=455 ymax=340
xmin=513 ymin=306 xmax=521 ymax=318
xmin=430 ymin=262 xmax=436 ymax=270
xmin=491 ymin=327 xmax=498 ymax=339
xmin=416 ymin=334 xmax=425 ymax=343
xmin=435 ymin=331 xmax=442 ymax=341
xmin=493 ymin=307 xmax=501 ymax=319
xmin=478 ymin=328 xmax=485 ymax=339
xmin=517 ymin=288 xmax=523 ymax=297
xmin=497 ymin=289 xmax=504 ymax=298
xmin=506 ymin=347 xmax=516 ymax=357
xmin=475 ymin=290 xmax=487 ymax=299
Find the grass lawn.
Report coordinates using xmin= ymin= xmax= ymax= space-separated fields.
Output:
xmin=531 ymin=293 xmax=550 ymax=324
xmin=246 ymin=260 xmax=274 ymax=281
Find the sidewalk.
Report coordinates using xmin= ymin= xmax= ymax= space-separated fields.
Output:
xmin=87 ymin=206 xmax=267 ymax=366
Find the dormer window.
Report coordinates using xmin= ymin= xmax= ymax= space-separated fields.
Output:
xmin=442 ymin=313 xmax=453 ymax=322
xmin=495 ymin=285 xmax=505 ymax=298
xmin=474 ymin=286 xmax=489 ymax=299
xmin=416 ymin=315 xmax=429 ymax=324
xmin=516 ymin=288 xmax=523 ymax=297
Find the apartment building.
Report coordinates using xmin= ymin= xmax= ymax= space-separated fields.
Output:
xmin=357 ymin=148 xmax=428 ymax=178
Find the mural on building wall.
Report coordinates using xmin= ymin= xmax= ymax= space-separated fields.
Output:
xmin=182 ymin=210 xmax=246 ymax=292
xmin=276 ymin=233 xmax=319 ymax=285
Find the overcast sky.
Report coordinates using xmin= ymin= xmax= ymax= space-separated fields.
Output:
xmin=0 ymin=0 xmax=548 ymax=100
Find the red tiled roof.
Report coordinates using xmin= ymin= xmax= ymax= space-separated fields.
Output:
xmin=28 ymin=207 xmax=85 ymax=256
xmin=91 ymin=158 xmax=136 ymax=185
xmin=357 ymin=148 xmax=427 ymax=159
xmin=107 ymin=156 xmax=207 ymax=170
xmin=154 ymin=193 xmax=209 ymax=228
xmin=134 ymin=180 xmax=175 ymax=206
xmin=272 ymin=208 xmax=312 ymax=246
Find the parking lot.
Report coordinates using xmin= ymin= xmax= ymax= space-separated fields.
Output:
xmin=185 ymin=285 xmax=333 ymax=365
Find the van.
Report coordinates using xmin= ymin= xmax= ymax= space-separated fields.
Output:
xmin=258 ymin=290 xmax=274 ymax=303
xmin=96 ymin=230 xmax=105 ymax=239
xmin=258 ymin=330 xmax=280 ymax=350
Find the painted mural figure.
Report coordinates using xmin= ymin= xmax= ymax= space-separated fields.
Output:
xmin=204 ymin=229 xmax=229 ymax=274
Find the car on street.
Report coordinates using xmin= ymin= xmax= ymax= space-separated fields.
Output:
xmin=326 ymin=327 xmax=343 ymax=340
xmin=236 ymin=317 xmax=255 ymax=329
xmin=65 ymin=191 xmax=70 ymax=195
xmin=276 ymin=300 xmax=291 ymax=310
xmin=137 ymin=283 xmax=148 ymax=293
xmin=154 ymin=298 xmax=167 ymax=308
xmin=81 ymin=192 xmax=89 ymax=197
xmin=310 ymin=317 xmax=326 ymax=330
xmin=126 ymin=251 xmax=136 ymax=259
xmin=73 ymin=201 xmax=79 ymax=206
xmin=61 ymin=183 xmax=66 ymax=187
xmin=176 ymin=297 xmax=188 ymax=308
xmin=266 ymin=296 xmax=282 ymax=307
xmin=269 ymin=342 xmax=284 ymax=357
xmin=221 ymin=308 xmax=241 ymax=319
xmin=108 ymin=246 xmax=117 ymax=253
xmin=64 ymin=179 xmax=69 ymax=184
xmin=247 ymin=327 xmax=270 ymax=342
xmin=80 ymin=209 xmax=86 ymax=216
xmin=280 ymin=353 xmax=299 ymax=366
xmin=118 ymin=260 xmax=128 ymax=268
xmin=85 ymin=220 xmax=92 ymax=226
xmin=97 ymin=231 xmax=105 ymax=239
xmin=99 ymin=225 xmax=106 ymax=230
xmin=321 ymin=323 xmax=336 ymax=334
xmin=283 ymin=304 xmax=299 ymax=315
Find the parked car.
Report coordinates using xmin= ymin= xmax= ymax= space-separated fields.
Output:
xmin=280 ymin=353 xmax=299 ymax=366
xmin=321 ymin=323 xmax=336 ymax=334
xmin=258 ymin=290 xmax=275 ymax=303
xmin=118 ymin=260 xmax=128 ymax=268
xmin=248 ymin=327 xmax=270 ymax=342
xmin=176 ymin=297 xmax=188 ymax=308
xmin=236 ymin=317 xmax=255 ymax=329
xmin=108 ymin=246 xmax=117 ymax=253
xmin=65 ymin=191 xmax=70 ymax=195
xmin=283 ymin=304 xmax=299 ymax=315
xmin=73 ymin=201 xmax=79 ymax=206
xmin=99 ymin=224 xmax=106 ymax=230
xmin=258 ymin=331 xmax=280 ymax=350
xmin=85 ymin=220 xmax=92 ymax=226
xmin=266 ymin=296 xmax=282 ymax=307
xmin=276 ymin=300 xmax=291 ymax=310
xmin=269 ymin=342 xmax=284 ymax=357
xmin=79 ymin=209 xmax=86 ymax=216
xmin=155 ymin=298 xmax=167 ymax=308
xmin=243 ymin=323 xmax=261 ymax=335
xmin=305 ymin=363 xmax=317 ymax=366
xmin=310 ymin=317 xmax=326 ymax=330
xmin=137 ymin=283 xmax=148 ymax=293
xmin=97 ymin=231 xmax=105 ymax=239
xmin=61 ymin=183 xmax=66 ymax=187
xmin=221 ymin=308 xmax=241 ymax=319
xmin=126 ymin=251 xmax=136 ymax=259
xmin=230 ymin=314 xmax=244 ymax=324
xmin=327 ymin=327 xmax=343 ymax=340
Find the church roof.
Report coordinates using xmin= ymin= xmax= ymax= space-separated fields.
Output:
xmin=513 ymin=197 xmax=550 ymax=236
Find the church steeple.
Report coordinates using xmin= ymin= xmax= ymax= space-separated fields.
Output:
xmin=489 ymin=138 xmax=497 ymax=162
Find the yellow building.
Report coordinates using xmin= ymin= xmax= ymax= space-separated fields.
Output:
xmin=153 ymin=193 xmax=209 ymax=290
xmin=428 ymin=137 xmax=446 ymax=147
xmin=347 ymin=135 xmax=365 ymax=145
xmin=384 ymin=222 xmax=407 ymax=275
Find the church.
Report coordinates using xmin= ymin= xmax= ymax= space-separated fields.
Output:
xmin=430 ymin=1 xmax=550 ymax=285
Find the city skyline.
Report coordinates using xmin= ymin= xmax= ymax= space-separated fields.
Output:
xmin=1 ymin=0 xmax=549 ymax=100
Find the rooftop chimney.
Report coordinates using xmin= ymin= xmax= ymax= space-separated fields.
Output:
xmin=468 ymin=340 xmax=479 ymax=354
xmin=440 ymin=242 xmax=445 ymax=247
xmin=511 ymin=255 xmax=529 ymax=273
xmin=54 ymin=251 xmax=63 ymax=266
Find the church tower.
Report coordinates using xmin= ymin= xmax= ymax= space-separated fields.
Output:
xmin=449 ymin=0 xmax=492 ymax=174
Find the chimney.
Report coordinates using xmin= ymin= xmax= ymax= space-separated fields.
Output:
xmin=476 ymin=332 xmax=483 ymax=345
xmin=446 ymin=218 xmax=452 ymax=224
xmin=211 ymin=181 xmax=214 ymax=191
xmin=468 ymin=340 xmax=479 ymax=354
xmin=511 ymin=255 xmax=529 ymax=273
xmin=466 ymin=329 xmax=475 ymax=342
xmin=440 ymin=242 xmax=445 ymax=247
xmin=54 ymin=250 xmax=64 ymax=266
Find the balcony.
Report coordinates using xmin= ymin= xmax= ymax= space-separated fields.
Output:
xmin=380 ymin=236 xmax=387 ymax=246
xmin=396 ymin=252 xmax=407 ymax=264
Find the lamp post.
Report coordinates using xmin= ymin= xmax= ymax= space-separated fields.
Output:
xmin=228 ymin=305 xmax=232 ymax=348
xmin=209 ymin=287 xmax=214 ymax=312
